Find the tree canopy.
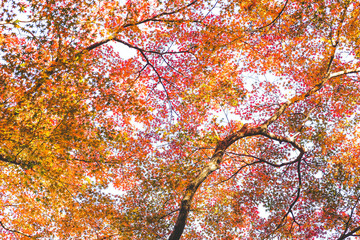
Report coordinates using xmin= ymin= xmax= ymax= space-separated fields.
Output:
xmin=1 ymin=0 xmax=360 ymax=239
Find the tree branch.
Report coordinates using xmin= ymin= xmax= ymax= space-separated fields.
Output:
xmin=213 ymin=159 xmax=262 ymax=186
xmin=261 ymin=63 xmax=360 ymax=129
xmin=168 ymin=112 xmax=308 ymax=239
xmin=252 ymin=0 xmax=289 ymax=32
xmin=0 ymin=220 xmax=36 ymax=239
xmin=0 ymin=154 xmax=38 ymax=168
xmin=338 ymin=195 xmax=360 ymax=239
xmin=329 ymin=68 xmax=360 ymax=79
xmin=337 ymin=225 xmax=360 ymax=240
xmin=168 ymin=125 xmax=262 ymax=240
xmin=268 ymin=159 xmax=303 ymax=236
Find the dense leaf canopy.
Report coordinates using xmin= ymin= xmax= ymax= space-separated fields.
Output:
xmin=1 ymin=0 xmax=360 ymax=239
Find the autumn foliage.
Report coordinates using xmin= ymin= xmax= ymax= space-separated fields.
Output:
xmin=1 ymin=0 xmax=360 ymax=239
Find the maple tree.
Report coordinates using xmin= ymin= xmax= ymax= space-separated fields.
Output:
xmin=1 ymin=0 xmax=360 ymax=239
